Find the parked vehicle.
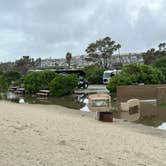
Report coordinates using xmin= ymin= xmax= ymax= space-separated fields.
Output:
xmin=103 ymin=70 xmax=121 ymax=84
xmin=78 ymin=76 xmax=88 ymax=89
xmin=52 ymin=69 xmax=88 ymax=89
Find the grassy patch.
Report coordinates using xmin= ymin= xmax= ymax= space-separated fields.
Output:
xmin=159 ymin=102 xmax=166 ymax=107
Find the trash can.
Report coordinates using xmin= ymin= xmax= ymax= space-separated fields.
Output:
xmin=99 ymin=112 xmax=113 ymax=122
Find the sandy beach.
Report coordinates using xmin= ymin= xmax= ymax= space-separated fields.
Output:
xmin=0 ymin=100 xmax=166 ymax=166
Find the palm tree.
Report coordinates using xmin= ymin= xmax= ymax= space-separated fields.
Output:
xmin=116 ymin=43 xmax=121 ymax=63
xmin=66 ymin=52 xmax=72 ymax=68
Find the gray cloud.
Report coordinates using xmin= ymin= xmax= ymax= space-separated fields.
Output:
xmin=0 ymin=0 xmax=165 ymax=61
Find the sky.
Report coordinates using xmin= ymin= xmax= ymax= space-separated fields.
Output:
xmin=0 ymin=0 xmax=165 ymax=62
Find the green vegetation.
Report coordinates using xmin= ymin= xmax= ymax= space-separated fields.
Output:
xmin=107 ymin=63 xmax=165 ymax=92
xmin=153 ymin=56 xmax=166 ymax=82
xmin=0 ymin=75 xmax=8 ymax=92
xmin=3 ymin=71 xmax=21 ymax=86
xmin=50 ymin=74 xmax=78 ymax=96
xmin=85 ymin=37 xmax=121 ymax=69
xmin=0 ymin=38 xmax=165 ymax=98
xmin=0 ymin=71 xmax=22 ymax=92
xmin=24 ymin=70 xmax=56 ymax=93
xmin=83 ymin=65 xmax=105 ymax=84
xmin=159 ymin=102 xmax=166 ymax=107
xmin=23 ymin=70 xmax=79 ymax=96
xmin=143 ymin=42 xmax=166 ymax=65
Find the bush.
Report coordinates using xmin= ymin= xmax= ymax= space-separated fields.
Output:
xmin=83 ymin=65 xmax=105 ymax=84
xmin=153 ymin=56 xmax=166 ymax=82
xmin=50 ymin=74 xmax=78 ymax=96
xmin=106 ymin=74 xmax=134 ymax=92
xmin=122 ymin=63 xmax=165 ymax=84
xmin=0 ymin=75 xmax=8 ymax=92
xmin=107 ymin=63 xmax=165 ymax=92
xmin=24 ymin=70 xmax=56 ymax=93
xmin=3 ymin=71 xmax=21 ymax=86
xmin=40 ymin=70 xmax=57 ymax=89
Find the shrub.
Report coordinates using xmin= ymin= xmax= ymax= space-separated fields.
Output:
xmin=24 ymin=70 xmax=56 ymax=93
xmin=3 ymin=71 xmax=21 ymax=86
xmin=107 ymin=63 xmax=165 ymax=92
xmin=0 ymin=75 xmax=8 ymax=92
xmin=50 ymin=74 xmax=78 ymax=96
xmin=83 ymin=65 xmax=105 ymax=84
xmin=122 ymin=63 xmax=165 ymax=84
xmin=153 ymin=56 xmax=166 ymax=82
xmin=106 ymin=74 xmax=134 ymax=92
xmin=40 ymin=70 xmax=57 ymax=89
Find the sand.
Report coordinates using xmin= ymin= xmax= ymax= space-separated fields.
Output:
xmin=0 ymin=100 xmax=166 ymax=166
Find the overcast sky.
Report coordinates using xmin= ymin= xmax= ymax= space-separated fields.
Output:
xmin=0 ymin=0 xmax=165 ymax=61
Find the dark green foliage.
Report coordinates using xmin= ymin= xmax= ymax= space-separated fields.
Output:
xmin=24 ymin=72 xmax=43 ymax=93
xmin=153 ymin=56 xmax=166 ymax=82
xmin=159 ymin=102 xmax=166 ymax=107
xmin=107 ymin=63 xmax=165 ymax=92
xmin=106 ymin=74 xmax=134 ymax=92
xmin=40 ymin=70 xmax=57 ymax=89
xmin=24 ymin=70 xmax=56 ymax=93
xmin=122 ymin=64 xmax=165 ymax=84
xmin=50 ymin=74 xmax=78 ymax=96
xmin=0 ymin=75 xmax=8 ymax=92
xmin=143 ymin=42 xmax=166 ymax=65
xmin=83 ymin=65 xmax=105 ymax=84
xmin=3 ymin=71 xmax=21 ymax=85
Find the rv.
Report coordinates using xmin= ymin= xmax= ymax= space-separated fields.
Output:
xmin=103 ymin=70 xmax=121 ymax=84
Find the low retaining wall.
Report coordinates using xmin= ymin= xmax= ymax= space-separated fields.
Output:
xmin=117 ymin=85 xmax=166 ymax=103
xmin=157 ymin=87 xmax=166 ymax=104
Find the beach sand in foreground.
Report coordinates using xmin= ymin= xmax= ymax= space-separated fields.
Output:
xmin=0 ymin=100 xmax=166 ymax=166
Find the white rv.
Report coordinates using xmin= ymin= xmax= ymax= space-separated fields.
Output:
xmin=103 ymin=70 xmax=121 ymax=84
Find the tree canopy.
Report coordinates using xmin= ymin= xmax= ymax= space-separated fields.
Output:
xmin=83 ymin=65 xmax=105 ymax=84
xmin=85 ymin=37 xmax=121 ymax=69
xmin=143 ymin=42 xmax=166 ymax=65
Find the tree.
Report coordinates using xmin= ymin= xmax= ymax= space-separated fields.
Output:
xmin=83 ymin=65 xmax=105 ymax=84
xmin=85 ymin=37 xmax=121 ymax=69
xmin=143 ymin=42 xmax=166 ymax=65
xmin=158 ymin=42 xmax=166 ymax=52
xmin=142 ymin=48 xmax=156 ymax=65
xmin=117 ymin=43 xmax=122 ymax=63
xmin=66 ymin=52 xmax=72 ymax=68
xmin=15 ymin=56 xmax=36 ymax=75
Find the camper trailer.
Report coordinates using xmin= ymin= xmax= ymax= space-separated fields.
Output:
xmin=103 ymin=70 xmax=121 ymax=84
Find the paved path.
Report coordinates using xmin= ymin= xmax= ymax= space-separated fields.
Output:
xmin=75 ymin=84 xmax=109 ymax=94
